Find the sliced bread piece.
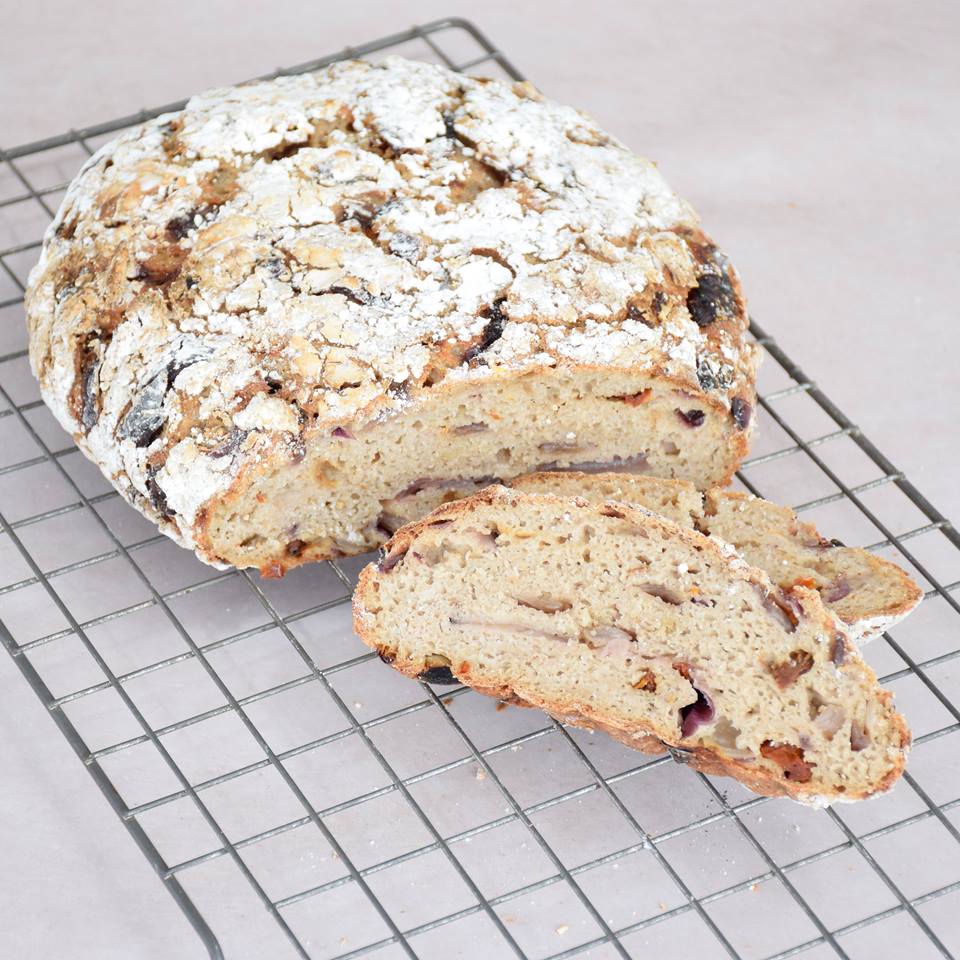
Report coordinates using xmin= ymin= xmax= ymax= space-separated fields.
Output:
xmin=354 ymin=486 xmax=910 ymax=803
xmin=509 ymin=472 xmax=922 ymax=642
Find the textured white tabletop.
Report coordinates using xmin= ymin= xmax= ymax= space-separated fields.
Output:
xmin=1 ymin=1 xmax=957 ymax=957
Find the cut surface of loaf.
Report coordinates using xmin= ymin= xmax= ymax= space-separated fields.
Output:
xmin=508 ymin=472 xmax=923 ymax=642
xmin=26 ymin=56 xmax=758 ymax=575
xmin=354 ymin=487 xmax=910 ymax=803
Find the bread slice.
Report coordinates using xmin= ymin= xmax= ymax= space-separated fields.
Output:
xmin=509 ymin=472 xmax=922 ymax=642
xmin=354 ymin=486 xmax=910 ymax=803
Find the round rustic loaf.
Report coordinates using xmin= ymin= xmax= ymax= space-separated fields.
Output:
xmin=26 ymin=56 xmax=759 ymax=573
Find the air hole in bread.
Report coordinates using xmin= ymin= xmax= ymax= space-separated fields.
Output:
xmin=451 ymin=422 xmax=489 ymax=435
xmin=641 ymin=583 xmax=683 ymax=605
xmin=515 ymin=595 xmax=572 ymax=613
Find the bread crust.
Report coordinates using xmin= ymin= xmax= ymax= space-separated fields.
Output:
xmin=26 ymin=57 xmax=758 ymax=571
xmin=353 ymin=486 xmax=910 ymax=803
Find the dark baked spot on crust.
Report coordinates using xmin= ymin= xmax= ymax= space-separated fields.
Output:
xmin=337 ymin=190 xmax=391 ymax=239
xmin=463 ymin=298 xmax=507 ymax=364
xmin=327 ymin=284 xmax=374 ymax=307
xmin=687 ymin=272 xmax=737 ymax=328
xmin=731 ymin=397 xmax=752 ymax=431
xmin=145 ymin=464 xmax=175 ymax=518
xmin=695 ymin=356 xmax=734 ymax=392
xmin=119 ymin=369 xmax=168 ymax=447
xmin=419 ymin=664 xmax=457 ymax=683
xmin=682 ymin=234 xmax=740 ymax=328
xmin=418 ymin=653 xmax=457 ymax=684
xmin=256 ymin=111 xmax=355 ymax=166
xmin=166 ymin=214 xmax=195 ymax=241
xmin=209 ymin=428 xmax=248 ymax=459
xmin=263 ymin=141 xmax=303 ymax=162
xmin=449 ymin=157 xmax=507 ymax=204
xmin=626 ymin=301 xmax=658 ymax=328
xmin=70 ymin=333 xmax=106 ymax=433
xmin=165 ymin=204 xmax=217 ymax=241
xmin=56 ymin=214 xmax=79 ymax=240
xmin=136 ymin=246 xmax=187 ymax=287
xmin=199 ymin=163 xmax=239 ymax=207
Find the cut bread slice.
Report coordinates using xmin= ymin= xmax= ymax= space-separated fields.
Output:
xmin=354 ymin=486 xmax=910 ymax=803
xmin=509 ymin=472 xmax=922 ymax=642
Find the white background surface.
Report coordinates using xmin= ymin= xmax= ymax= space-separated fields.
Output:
xmin=1 ymin=2 xmax=958 ymax=957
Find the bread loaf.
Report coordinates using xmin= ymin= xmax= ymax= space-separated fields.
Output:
xmin=26 ymin=57 xmax=758 ymax=574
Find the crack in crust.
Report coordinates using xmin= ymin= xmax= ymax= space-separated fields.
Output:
xmin=26 ymin=56 xmax=759 ymax=562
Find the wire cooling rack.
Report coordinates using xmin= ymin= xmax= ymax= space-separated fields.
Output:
xmin=1 ymin=16 xmax=959 ymax=960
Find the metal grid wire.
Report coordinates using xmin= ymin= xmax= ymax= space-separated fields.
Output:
xmin=1 ymin=17 xmax=959 ymax=960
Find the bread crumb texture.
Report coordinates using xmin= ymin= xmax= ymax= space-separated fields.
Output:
xmin=354 ymin=487 xmax=910 ymax=803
